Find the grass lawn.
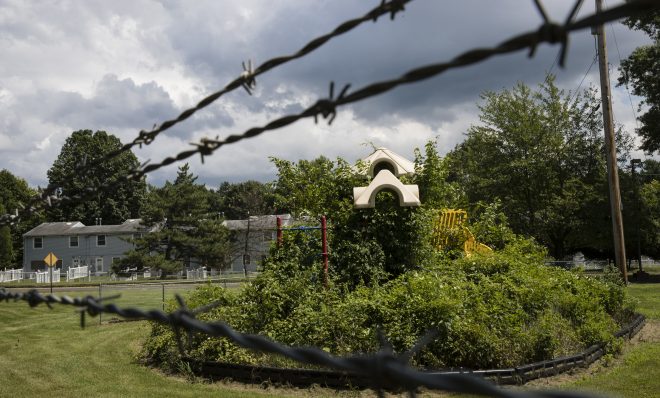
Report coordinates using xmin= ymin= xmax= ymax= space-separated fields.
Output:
xmin=559 ymin=282 xmax=660 ymax=398
xmin=1 ymin=282 xmax=658 ymax=397
xmin=0 ymin=286 xmax=284 ymax=398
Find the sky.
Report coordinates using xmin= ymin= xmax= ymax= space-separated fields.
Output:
xmin=0 ymin=0 xmax=655 ymax=189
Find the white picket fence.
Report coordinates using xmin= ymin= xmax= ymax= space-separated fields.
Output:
xmin=0 ymin=268 xmax=24 ymax=282
xmin=35 ymin=268 xmax=60 ymax=283
xmin=67 ymin=265 xmax=90 ymax=281
xmin=186 ymin=268 xmax=208 ymax=280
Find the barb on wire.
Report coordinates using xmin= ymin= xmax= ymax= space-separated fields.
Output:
xmin=0 ymin=287 xmax=600 ymax=397
xmin=0 ymin=0 xmax=414 ymax=228
xmin=1 ymin=0 xmax=657 ymax=229
xmin=313 ymin=82 xmax=351 ymax=125
xmin=240 ymin=60 xmax=256 ymax=95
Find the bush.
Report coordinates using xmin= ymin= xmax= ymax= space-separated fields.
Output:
xmin=141 ymin=241 xmax=633 ymax=371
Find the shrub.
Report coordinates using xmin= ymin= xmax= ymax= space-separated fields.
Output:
xmin=141 ymin=241 xmax=633 ymax=371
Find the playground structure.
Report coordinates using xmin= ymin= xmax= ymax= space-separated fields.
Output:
xmin=432 ymin=209 xmax=492 ymax=256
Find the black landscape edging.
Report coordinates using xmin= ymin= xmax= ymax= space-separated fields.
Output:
xmin=187 ymin=313 xmax=646 ymax=389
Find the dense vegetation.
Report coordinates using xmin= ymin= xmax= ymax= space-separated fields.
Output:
xmin=142 ymin=116 xmax=635 ymax=371
xmin=142 ymin=238 xmax=633 ymax=371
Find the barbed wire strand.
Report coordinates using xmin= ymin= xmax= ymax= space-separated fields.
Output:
xmin=1 ymin=0 xmax=658 ymax=229
xmin=0 ymin=0 xmax=411 ymax=226
xmin=0 ymin=287 xmax=601 ymax=398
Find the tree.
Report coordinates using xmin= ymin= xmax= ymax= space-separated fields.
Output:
xmin=214 ymin=180 xmax=275 ymax=219
xmin=0 ymin=169 xmax=44 ymax=266
xmin=270 ymin=156 xmax=361 ymax=218
xmin=136 ymin=164 xmax=230 ymax=274
xmin=639 ymin=179 xmax=660 ymax=259
xmin=449 ymin=76 xmax=631 ymax=259
xmin=618 ymin=11 xmax=660 ymax=153
xmin=46 ymin=130 xmax=146 ymax=225
xmin=413 ymin=139 xmax=465 ymax=208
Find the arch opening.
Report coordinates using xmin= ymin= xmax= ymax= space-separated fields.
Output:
xmin=372 ymin=160 xmax=396 ymax=176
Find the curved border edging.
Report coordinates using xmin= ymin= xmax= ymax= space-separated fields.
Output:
xmin=187 ymin=313 xmax=646 ymax=389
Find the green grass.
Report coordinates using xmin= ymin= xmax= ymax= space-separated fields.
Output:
xmin=627 ymin=283 xmax=660 ymax=320
xmin=0 ymin=288 xmax=286 ymax=398
xmin=559 ymin=282 xmax=660 ymax=398
xmin=568 ymin=340 xmax=660 ymax=398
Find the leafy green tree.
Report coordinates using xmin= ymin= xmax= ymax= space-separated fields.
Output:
xmin=618 ymin=11 xmax=660 ymax=153
xmin=0 ymin=169 xmax=44 ymax=266
xmin=413 ymin=139 xmax=465 ymax=208
xmin=214 ymin=180 xmax=275 ymax=219
xmin=137 ymin=164 xmax=229 ymax=274
xmin=449 ymin=76 xmax=631 ymax=259
xmin=640 ymin=180 xmax=660 ymax=258
xmin=270 ymin=156 xmax=362 ymax=218
xmin=46 ymin=130 xmax=146 ymax=225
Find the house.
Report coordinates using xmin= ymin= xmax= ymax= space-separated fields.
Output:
xmin=22 ymin=219 xmax=153 ymax=274
xmin=222 ymin=214 xmax=294 ymax=273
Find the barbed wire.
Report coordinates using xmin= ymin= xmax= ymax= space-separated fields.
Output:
xmin=0 ymin=287 xmax=601 ymax=397
xmin=1 ymin=0 xmax=658 ymax=229
xmin=0 ymin=0 xmax=411 ymax=227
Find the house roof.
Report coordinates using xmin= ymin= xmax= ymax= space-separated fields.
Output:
xmin=23 ymin=219 xmax=151 ymax=237
xmin=223 ymin=214 xmax=294 ymax=230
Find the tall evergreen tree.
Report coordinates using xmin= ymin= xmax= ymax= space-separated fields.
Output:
xmin=134 ymin=164 xmax=229 ymax=274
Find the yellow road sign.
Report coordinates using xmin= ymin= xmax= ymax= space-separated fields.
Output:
xmin=44 ymin=252 xmax=58 ymax=267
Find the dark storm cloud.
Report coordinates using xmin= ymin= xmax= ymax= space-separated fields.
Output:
xmin=157 ymin=0 xmax=646 ymax=129
xmin=0 ymin=0 xmax=652 ymax=188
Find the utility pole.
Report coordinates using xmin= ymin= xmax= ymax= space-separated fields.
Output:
xmin=595 ymin=0 xmax=627 ymax=283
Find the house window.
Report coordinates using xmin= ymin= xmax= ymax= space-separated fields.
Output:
xmin=34 ymin=237 xmax=43 ymax=249
xmin=97 ymin=235 xmax=106 ymax=246
xmin=69 ymin=236 xmax=79 ymax=247
xmin=112 ymin=257 xmax=121 ymax=264
xmin=243 ymin=254 xmax=251 ymax=265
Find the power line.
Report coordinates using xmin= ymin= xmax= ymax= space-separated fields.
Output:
xmin=574 ymin=53 xmax=598 ymax=97
xmin=605 ymin=0 xmax=640 ymax=129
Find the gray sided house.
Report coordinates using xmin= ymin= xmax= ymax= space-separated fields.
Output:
xmin=223 ymin=214 xmax=294 ymax=273
xmin=23 ymin=219 xmax=152 ymax=274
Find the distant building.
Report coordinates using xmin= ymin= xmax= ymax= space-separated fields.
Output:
xmin=22 ymin=219 xmax=154 ymax=273
xmin=222 ymin=214 xmax=294 ymax=273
